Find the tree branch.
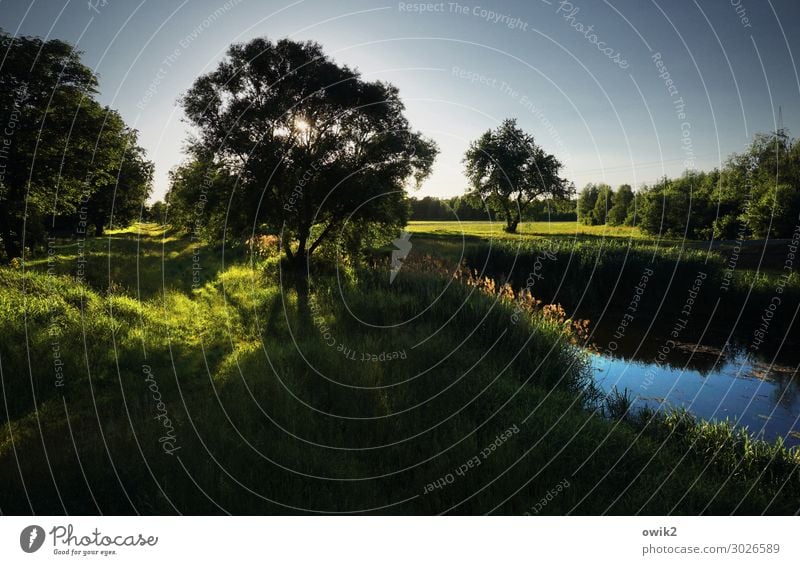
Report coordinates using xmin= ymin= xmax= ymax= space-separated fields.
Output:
xmin=308 ymin=222 xmax=336 ymax=256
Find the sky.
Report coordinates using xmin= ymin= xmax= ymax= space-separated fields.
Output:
xmin=1 ymin=0 xmax=799 ymax=201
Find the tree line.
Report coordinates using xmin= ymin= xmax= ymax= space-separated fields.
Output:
xmin=577 ymin=183 xmax=635 ymax=226
xmin=409 ymin=195 xmax=576 ymax=222
xmin=578 ymin=131 xmax=800 ymax=239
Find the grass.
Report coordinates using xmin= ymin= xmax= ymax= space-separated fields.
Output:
xmin=404 ymin=221 xmax=800 ymax=358
xmin=407 ymin=220 xmax=799 ymax=275
xmin=24 ymin=223 xmax=241 ymax=298
xmin=406 ymin=220 xmax=645 ymax=241
xmin=0 ymin=224 xmax=798 ymax=515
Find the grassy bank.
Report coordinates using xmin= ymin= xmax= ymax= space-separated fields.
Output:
xmin=402 ymin=221 xmax=800 ymax=357
xmin=464 ymin=238 xmax=799 ymax=354
xmin=1 ymin=225 xmax=798 ymax=514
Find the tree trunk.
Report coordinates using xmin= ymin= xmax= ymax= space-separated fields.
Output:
xmin=501 ymin=199 xmax=518 ymax=233
xmin=296 ymin=226 xmax=308 ymax=261
xmin=281 ymin=232 xmax=294 ymax=262
xmin=289 ymin=249 xmax=308 ymax=269
xmin=284 ymin=243 xmax=311 ymax=274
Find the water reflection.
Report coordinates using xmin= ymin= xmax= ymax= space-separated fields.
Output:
xmin=588 ymin=318 xmax=800 ymax=447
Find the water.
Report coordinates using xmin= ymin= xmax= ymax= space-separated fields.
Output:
xmin=588 ymin=322 xmax=800 ymax=447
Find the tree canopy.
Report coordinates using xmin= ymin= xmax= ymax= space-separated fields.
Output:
xmin=607 ymin=184 xmax=634 ymax=226
xmin=175 ymin=37 xmax=437 ymax=266
xmin=463 ymin=118 xmax=572 ymax=233
xmin=0 ymin=29 xmax=151 ymax=259
xmin=633 ymin=131 xmax=800 ymax=239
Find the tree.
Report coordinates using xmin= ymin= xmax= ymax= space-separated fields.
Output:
xmin=734 ymin=131 xmax=800 ymax=238
xmin=607 ymin=184 xmax=634 ymax=226
xmin=147 ymin=201 xmax=167 ymax=224
xmin=410 ymin=196 xmax=450 ymax=220
xmin=638 ymin=173 xmax=709 ymax=238
xmin=592 ymin=184 xmax=613 ymax=225
xmin=80 ymin=108 xmax=152 ymax=236
xmin=635 ymin=132 xmax=800 ymax=240
xmin=537 ymin=197 xmax=578 ymax=222
xmin=577 ymin=184 xmax=599 ymax=225
xmin=166 ymin=158 xmax=236 ymax=239
xmin=0 ymin=30 xmax=97 ymax=258
xmin=179 ymin=37 xmax=437 ymax=267
xmin=0 ymin=30 xmax=151 ymax=258
xmin=454 ymin=193 xmax=492 ymax=220
xmin=463 ymin=118 xmax=571 ymax=233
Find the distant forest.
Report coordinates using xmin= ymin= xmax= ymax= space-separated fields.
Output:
xmin=576 ymin=131 xmax=800 ymax=239
xmin=409 ymin=195 xmax=577 ymax=222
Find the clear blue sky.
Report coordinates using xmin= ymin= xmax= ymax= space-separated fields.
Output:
xmin=2 ymin=0 xmax=799 ymax=201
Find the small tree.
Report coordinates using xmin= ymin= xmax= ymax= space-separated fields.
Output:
xmin=463 ymin=119 xmax=571 ymax=233
xmin=592 ymin=184 xmax=613 ymax=225
xmin=577 ymin=184 xmax=599 ymax=225
xmin=166 ymin=159 xmax=236 ymax=239
xmin=607 ymin=184 xmax=633 ymax=226
xmin=638 ymin=174 xmax=703 ymax=237
xmin=147 ymin=201 xmax=167 ymax=225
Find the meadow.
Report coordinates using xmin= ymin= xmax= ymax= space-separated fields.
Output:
xmin=407 ymin=220 xmax=796 ymax=271
xmin=406 ymin=220 xmax=646 ymax=241
xmin=0 ymin=223 xmax=799 ymax=514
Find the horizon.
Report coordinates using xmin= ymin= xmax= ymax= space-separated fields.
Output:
xmin=1 ymin=0 xmax=798 ymax=202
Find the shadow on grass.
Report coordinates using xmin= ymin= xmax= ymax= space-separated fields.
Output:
xmin=28 ymin=224 xmax=248 ymax=299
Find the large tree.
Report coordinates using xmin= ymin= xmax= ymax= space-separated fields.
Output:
xmin=0 ymin=30 xmax=151 ymax=258
xmin=0 ymin=30 xmax=95 ymax=258
xmin=463 ymin=118 xmax=571 ymax=233
xmin=179 ymin=37 xmax=437 ymax=266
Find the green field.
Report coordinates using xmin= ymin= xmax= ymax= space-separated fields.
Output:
xmin=1 ymin=224 xmax=799 ymax=514
xmin=407 ymin=220 xmax=798 ymax=277
xmin=407 ymin=220 xmax=645 ymax=240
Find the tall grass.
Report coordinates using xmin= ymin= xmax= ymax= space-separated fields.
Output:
xmin=0 ymin=227 xmax=798 ymax=515
xmin=461 ymin=237 xmax=800 ymax=353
